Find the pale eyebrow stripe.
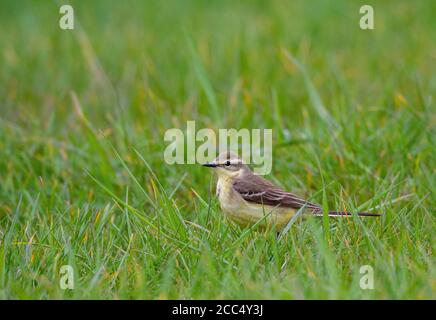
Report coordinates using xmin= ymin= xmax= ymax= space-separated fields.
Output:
xmin=229 ymin=159 xmax=241 ymax=165
xmin=216 ymin=159 xmax=241 ymax=166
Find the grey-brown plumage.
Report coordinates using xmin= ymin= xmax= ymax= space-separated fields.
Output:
xmin=233 ymin=174 xmax=321 ymax=212
xmin=233 ymin=174 xmax=380 ymax=217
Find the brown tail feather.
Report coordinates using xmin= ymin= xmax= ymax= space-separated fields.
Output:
xmin=314 ymin=211 xmax=381 ymax=217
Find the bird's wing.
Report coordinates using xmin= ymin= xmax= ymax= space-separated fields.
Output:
xmin=233 ymin=175 xmax=321 ymax=212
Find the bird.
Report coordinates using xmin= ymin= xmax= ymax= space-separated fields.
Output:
xmin=203 ymin=151 xmax=380 ymax=230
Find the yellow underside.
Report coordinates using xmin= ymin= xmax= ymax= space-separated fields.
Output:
xmin=223 ymin=203 xmax=298 ymax=230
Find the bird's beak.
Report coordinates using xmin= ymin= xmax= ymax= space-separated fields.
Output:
xmin=202 ymin=162 xmax=217 ymax=168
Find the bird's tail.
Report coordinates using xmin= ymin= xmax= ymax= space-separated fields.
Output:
xmin=314 ymin=211 xmax=381 ymax=217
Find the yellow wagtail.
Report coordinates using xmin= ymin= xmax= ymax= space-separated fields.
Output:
xmin=203 ymin=151 xmax=380 ymax=230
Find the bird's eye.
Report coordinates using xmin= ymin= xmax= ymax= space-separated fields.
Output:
xmin=225 ymin=160 xmax=231 ymax=166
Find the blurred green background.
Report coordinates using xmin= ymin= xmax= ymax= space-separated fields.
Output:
xmin=0 ymin=0 xmax=434 ymax=299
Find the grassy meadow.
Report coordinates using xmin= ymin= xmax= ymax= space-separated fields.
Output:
xmin=0 ymin=0 xmax=435 ymax=299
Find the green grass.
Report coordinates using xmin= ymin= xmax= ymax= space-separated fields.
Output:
xmin=0 ymin=0 xmax=435 ymax=299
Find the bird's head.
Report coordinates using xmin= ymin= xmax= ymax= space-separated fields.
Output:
xmin=202 ymin=151 xmax=250 ymax=178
